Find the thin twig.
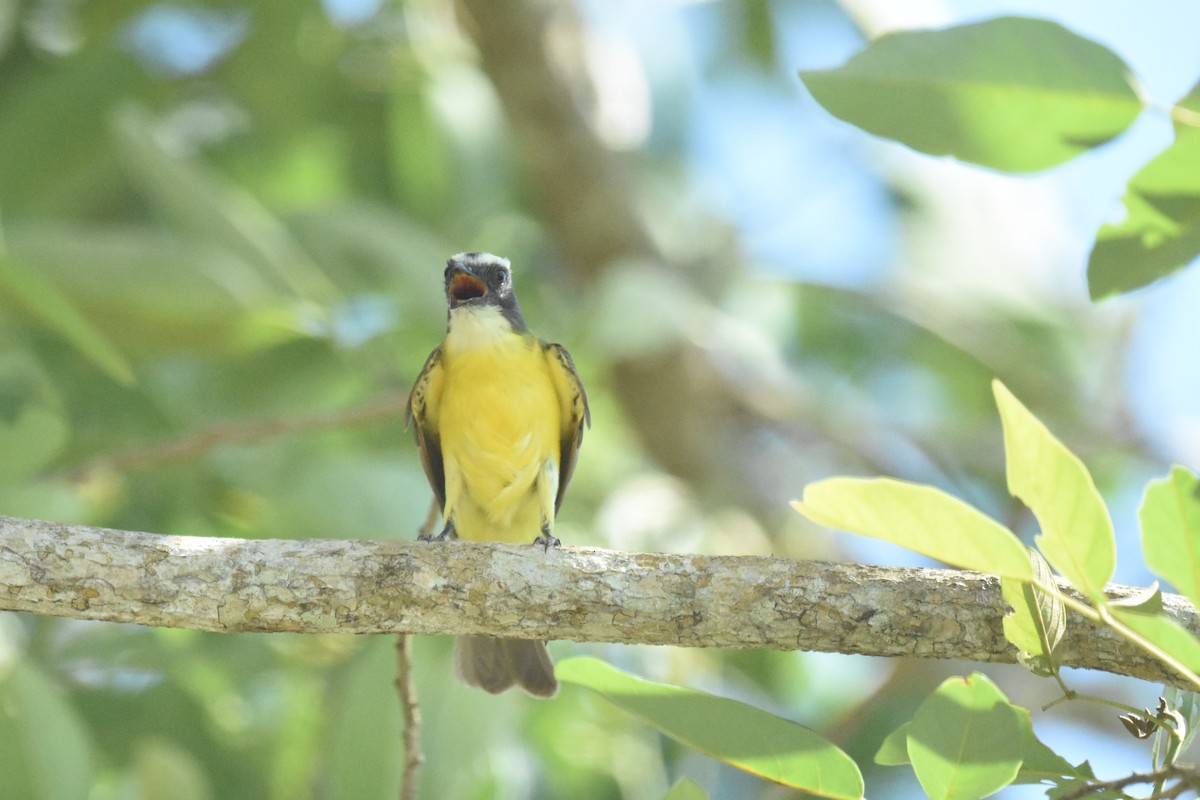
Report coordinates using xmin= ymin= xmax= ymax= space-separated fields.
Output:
xmin=1058 ymin=764 xmax=1200 ymax=800
xmin=395 ymin=635 xmax=423 ymax=800
xmin=62 ymin=391 xmax=410 ymax=478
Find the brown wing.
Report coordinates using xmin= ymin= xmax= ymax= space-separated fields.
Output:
xmin=405 ymin=346 xmax=446 ymax=512
xmin=543 ymin=342 xmax=590 ymax=513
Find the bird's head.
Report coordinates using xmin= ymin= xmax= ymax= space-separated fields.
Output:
xmin=443 ymin=252 xmax=527 ymax=332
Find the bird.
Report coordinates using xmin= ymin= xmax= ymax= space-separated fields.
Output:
xmin=406 ymin=252 xmax=590 ymax=697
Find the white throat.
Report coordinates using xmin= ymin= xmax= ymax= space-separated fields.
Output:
xmin=445 ymin=305 xmax=513 ymax=350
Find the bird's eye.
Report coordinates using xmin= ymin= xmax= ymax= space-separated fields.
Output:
xmin=492 ymin=268 xmax=509 ymax=287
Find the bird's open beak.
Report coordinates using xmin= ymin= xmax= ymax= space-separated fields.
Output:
xmin=448 ymin=267 xmax=487 ymax=304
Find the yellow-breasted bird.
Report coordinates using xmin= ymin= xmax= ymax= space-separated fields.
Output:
xmin=406 ymin=252 xmax=589 ymax=697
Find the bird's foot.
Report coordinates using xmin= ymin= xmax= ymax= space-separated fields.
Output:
xmin=533 ymin=525 xmax=560 ymax=551
xmin=419 ymin=520 xmax=457 ymax=542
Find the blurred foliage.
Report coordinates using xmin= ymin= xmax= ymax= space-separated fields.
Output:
xmin=0 ymin=1 xmax=1192 ymax=798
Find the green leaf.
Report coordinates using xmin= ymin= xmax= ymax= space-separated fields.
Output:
xmin=1001 ymin=548 xmax=1066 ymax=676
xmin=1140 ymin=465 xmax=1200 ymax=609
xmin=0 ymin=257 xmax=135 ymax=385
xmin=1010 ymin=706 xmax=1090 ymax=785
xmin=799 ymin=16 xmax=1142 ymax=172
xmin=1110 ymin=608 xmax=1200 ymax=681
xmin=907 ymin=673 xmax=1024 ymax=800
xmin=662 ymin=777 xmax=709 ymax=800
xmin=792 ymin=478 xmax=1032 ymax=580
xmin=0 ymin=661 xmax=94 ymax=800
xmin=993 ymin=381 xmax=1116 ymax=603
xmin=558 ymin=658 xmax=863 ymax=798
xmin=875 ymin=722 xmax=912 ymax=766
xmin=1088 ymin=82 xmax=1200 ymax=299
xmin=877 ymin=705 xmax=1088 ymax=789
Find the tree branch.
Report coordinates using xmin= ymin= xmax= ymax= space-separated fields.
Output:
xmin=1 ymin=514 xmax=1195 ymax=687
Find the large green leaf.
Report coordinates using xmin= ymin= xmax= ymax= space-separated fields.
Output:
xmin=1139 ymin=465 xmax=1200 ymax=609
xmin=799 ymin=16 xmax=1142 ymax=172
xmin=1088 ymin=81 xmax=1200 ymax=299
xmin=1001 ymin=548 xmax=1066 ymax=676
xmin=0 ymin=257 xmax=135 ymax=385
xmin=0 ymin=661 xmax=94 ymax=800
xmin=993 ymin=381 xmax=1116 ymax=603
xmin=792 ymin=477 xmax=1032 ymax=579
xmin=558 ymin=658 xmax=863 ymax=799
xmin=907 ymin=673 xmax=1024 ymax=800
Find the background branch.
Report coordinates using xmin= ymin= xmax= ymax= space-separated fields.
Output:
xmin=1 ymin=515 xmax=1195 ymax=688
xmin=63 ymin=392 xmax=410 ymax=478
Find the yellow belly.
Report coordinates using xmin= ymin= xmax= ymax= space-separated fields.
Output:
xmin=439 ymin=328 xmax=561 ymax=543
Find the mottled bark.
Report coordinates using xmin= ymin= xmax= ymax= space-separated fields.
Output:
xmin=0 ymin=515 xmax=1194 ymax=687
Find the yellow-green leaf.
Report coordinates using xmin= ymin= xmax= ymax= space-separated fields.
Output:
xmin=558 ymin=658 xmax=863 ymax=799
xmin=1140 ymin=465 xmax=1200 ymax=610
xmin=1110 ymin=608 xmax=1200 ymax=687
xmin=1001 ymin=548 xmax=1065 ymax=677
xmin=793 ymin=477 xmax=1032 ymax=579
xmin=993 ymin=380 xmax=1115 ymax=603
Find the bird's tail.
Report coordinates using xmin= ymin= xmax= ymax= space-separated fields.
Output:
xmin=454 ymin=635 xmax=558 ymax=697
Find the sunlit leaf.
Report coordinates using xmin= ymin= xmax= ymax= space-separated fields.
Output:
xmin=993 ymin=381 xmax=1115 ymax=603
xmin=1001 ymin=548 xmax=1066 ymax=676
xmin=0 ymin=257 xmax=135 ymax=385
xmin=558 ymin=658 xmax=864 ymax=798
xmin=1110 ymin=608 xmax=1200 ymax=683
xmin=907 ymin=673 xmax=1024 ymax=800
xmin=1088 ymin=82 xmax=1200 ymax=299
xmin=799 ymin=17 xmax=1142 ymax=172
xmin=792 ymin=478 xmax=1032 ymax=579
xmin=1108 ymin=582 xmax=1163 ymax=613
xmin=1140 ymin=465 xmax=1200 ymax=609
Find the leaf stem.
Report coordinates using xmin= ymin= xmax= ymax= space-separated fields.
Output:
xmin=1032 ymin=579 xmax=1200 ymax=692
